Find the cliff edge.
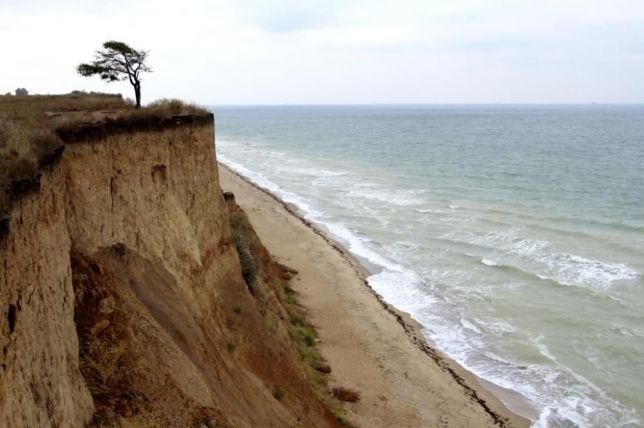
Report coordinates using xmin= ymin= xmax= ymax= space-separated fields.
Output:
xmin=0 ymin=96 xmax=341 ymax=427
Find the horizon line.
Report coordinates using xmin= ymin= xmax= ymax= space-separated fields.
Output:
xmin=204 ymin=102 xmax=644 ymax=107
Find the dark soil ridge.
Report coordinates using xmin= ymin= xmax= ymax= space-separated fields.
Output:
xmin=56 ymin=113 xmax=214 ymax=143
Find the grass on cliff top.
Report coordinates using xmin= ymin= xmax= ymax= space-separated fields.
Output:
xmin=0 ymin=93 xmax=208 ymax=160
xmin=0 ymin=93 xmax=124 ymax=168
xmin=0 ymin=93 xmax=207 ymax=132
xmin=0 ymin=94 xmax=209 ymax=216
xmin=52 ymin=98 xmax=209 ymax=129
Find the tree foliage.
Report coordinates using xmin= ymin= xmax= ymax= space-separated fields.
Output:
xmin=77 ymin=41 xmax=151 ymax=108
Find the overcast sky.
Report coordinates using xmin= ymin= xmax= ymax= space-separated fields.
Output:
xmin=2 ymin=0 xmax=644 ymax=104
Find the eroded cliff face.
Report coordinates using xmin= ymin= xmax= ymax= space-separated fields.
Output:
xmin=0 ymin=146 xmax=93 ymax=427
xmin=0 ymin=116 xmax=338 ymax=427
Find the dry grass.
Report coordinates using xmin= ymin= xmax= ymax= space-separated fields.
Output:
xmin=0 ymin=103 xmax=65 ymax=214
xmin=0 ymin=157 xmax=38 ymax=210
xmin=146 ymin=98 xmax=209 ymax=115
xmin=2 ymin=157 xmax=37 ymax=183
xmin=0 ymin=93 xmax=209 ymax=216
xmin=0 ymin=93 xmax=125 ymax=131
xmin=0 ymin=117 xmax=12 ymax=148
xmin=0 ymin=92 xmax=123 ymax=172
xmin=50 ymin=98 xmax=211 ymax=141
xmin=0 ymin=93 xmax=205 ymax=149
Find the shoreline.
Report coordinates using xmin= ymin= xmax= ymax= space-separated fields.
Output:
xmin=218 ymin=162 xmax=533 ymax=427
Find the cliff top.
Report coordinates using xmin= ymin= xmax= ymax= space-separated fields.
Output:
xmin=0 ymin=93 xmax=211 ymax=216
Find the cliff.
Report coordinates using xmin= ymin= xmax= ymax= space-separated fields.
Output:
xmin=0 ymin=100 xmax=341 ymax=427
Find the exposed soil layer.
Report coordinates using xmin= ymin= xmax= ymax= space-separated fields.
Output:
xmin=56 ymin=113 xmax=214 ymax=143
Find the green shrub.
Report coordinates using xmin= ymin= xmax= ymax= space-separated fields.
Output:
xmin=285 ymin=290 xmax=297 ymax=305
xmin=288 ymin=308 xmax=305 ymax=326
xmin=295 ymin=325 xmax=316 ymax=347
xmin=331 ymin=406 xmax=352 ymax=426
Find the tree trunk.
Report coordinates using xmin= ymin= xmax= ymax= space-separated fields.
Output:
xmin=134 ymin=82 xmax=141 ymax=108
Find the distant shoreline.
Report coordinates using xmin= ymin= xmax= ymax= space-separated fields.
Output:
xmin=218 ymin=161 xmax=533 ymax=427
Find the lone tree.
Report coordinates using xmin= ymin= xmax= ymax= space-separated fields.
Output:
xmin=77 ymin=41 xmax=151 ymax=108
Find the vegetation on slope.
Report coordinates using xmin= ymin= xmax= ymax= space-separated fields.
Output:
xmin=227 ymin=195 xmax=355 ymax=426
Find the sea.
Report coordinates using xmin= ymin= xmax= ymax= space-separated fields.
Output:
xmin=210 ymin=105 xmax=644 ymax=428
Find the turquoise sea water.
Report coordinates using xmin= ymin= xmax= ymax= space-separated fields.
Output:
xmin=211 ymin=105 xmax=644 ymax=427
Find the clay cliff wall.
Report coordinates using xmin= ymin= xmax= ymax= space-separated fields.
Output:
xmin=0 ymin=114 xmax=338 ymax=427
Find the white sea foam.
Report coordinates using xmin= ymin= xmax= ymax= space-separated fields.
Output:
xmin=218 ymin=154 xmax=330 ymax=226
xmin=221 ymin=152 xmax=416 ymax=282
xmin=280 ymin=165 xmax=346 ymax=177
xmin=525 ymin=335 xmax=641 ymax=427
xmin=346 ymin=183 xmax=426 ymax=206
xmin=416 ymin=208 xmax=446 ymax=214
xmin=446 ymin=227 xmax=640 ymax=292
xmin=477 ymin=319 xmax=516 ymax=334
xmin=461 ymin=318 xmax=483 ymax=334
xmin=365 ymin=266 xmax=637 ymax=428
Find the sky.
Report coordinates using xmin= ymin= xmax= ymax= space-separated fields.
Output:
xmin=2 ymin=0 xmax=644 ymax=104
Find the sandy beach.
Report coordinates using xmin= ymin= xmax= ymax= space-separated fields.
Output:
xmin=218 ymin=163 xmax=530 ymax=428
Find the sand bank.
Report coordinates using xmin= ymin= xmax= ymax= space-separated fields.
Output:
xmin=218 ymin=163 xmax=530 ymax=428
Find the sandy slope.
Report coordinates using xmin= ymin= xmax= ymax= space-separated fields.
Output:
xmin=218 ymin=164 xmax=529 ymax=428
